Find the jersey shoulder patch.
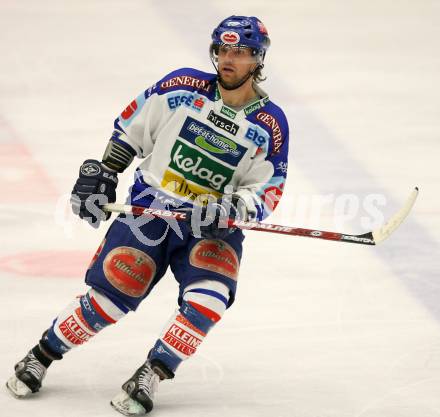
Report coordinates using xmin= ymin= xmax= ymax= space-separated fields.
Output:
xmin=156 ymin=67 xmax=217 ymax=96
xmin=249 ymin=101 xmax=289 ymax=156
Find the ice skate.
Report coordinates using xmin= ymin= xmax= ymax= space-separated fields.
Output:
xmin=111 ymin=361 xmax=160 ymax=416
xmin=6 ymin=351 xmax=47 ymax=398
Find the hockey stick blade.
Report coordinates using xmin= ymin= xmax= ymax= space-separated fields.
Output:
xmin=103 ymin=187 xmax=418 ymax=245
xmin=370 ymin=186 xmax=419 ymax=244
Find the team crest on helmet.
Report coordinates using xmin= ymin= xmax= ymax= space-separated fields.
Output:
xmin=220 ymin=31 xmax=240 ymax=45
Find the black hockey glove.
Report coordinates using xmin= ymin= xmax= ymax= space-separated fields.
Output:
xmin=71 ymin=159 xmax=118 ymax=228
xmin=186 ymin=195 xmax=248 ymax=240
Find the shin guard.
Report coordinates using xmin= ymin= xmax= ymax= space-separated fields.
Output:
xmin=42 ymin=288 xmax=127 ymax=356
xmin=148 ymin=280 xmax=229 ymax=376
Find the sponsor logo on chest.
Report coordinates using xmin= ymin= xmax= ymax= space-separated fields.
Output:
xmin=180 ymin=117 xmax=247 ymax=167
xmin=161 ymin=169 xmax=221 ymax=202
xmin=162 ymin=116 xmax=250 ymax=198
xmin=207 ymin=110 xmax=239 ymax=136
xmin=243 ymin=96 xmax=269 ymax=116
xmin=170 ymin=140 xmax=233 ymax=191
xmin=167 ymin=92 xmax=206 ymax=113
xmin=220 ymin=105 xmax=237 ymax=119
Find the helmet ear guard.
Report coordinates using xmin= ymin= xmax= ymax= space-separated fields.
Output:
xmin=209 ymin=43 xmax=219 ymax=62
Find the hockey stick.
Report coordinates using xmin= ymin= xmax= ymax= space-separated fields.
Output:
xmin=103 ymin=187 xmax=418 ymax=245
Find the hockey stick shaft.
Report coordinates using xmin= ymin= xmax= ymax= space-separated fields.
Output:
xmin=103 ymin=187 xmax=418 ymax=245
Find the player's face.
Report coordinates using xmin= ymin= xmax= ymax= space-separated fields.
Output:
xmin=217 ymin=45 xmax=258 ymax=88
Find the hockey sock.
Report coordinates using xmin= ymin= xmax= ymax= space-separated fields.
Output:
xmin=148 ymin=280 xmax=229 ymax=376
xmin=40 ymin=288 xmax=127 ymax=359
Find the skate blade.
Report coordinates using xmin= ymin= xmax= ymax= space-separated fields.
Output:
xmin=110 ymin=390 xmax=147 ymax=416
xmin=6 ymin=375 xmax=32 ymax=398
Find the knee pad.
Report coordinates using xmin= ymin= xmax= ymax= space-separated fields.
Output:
xmin=182 ymin=279 xmax=230 ymax=323
xmin=44 ymin=288 xmax=127 ymax=354
xmin=79 ymin=288 xmax=128 ymax=331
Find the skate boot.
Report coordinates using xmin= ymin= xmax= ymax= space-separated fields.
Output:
xmin=111 ymin=359 xmax=173 ymax=416
xmin=6 ymin=351 xmax=47 ymax=398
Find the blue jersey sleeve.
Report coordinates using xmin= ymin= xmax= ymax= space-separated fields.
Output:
xmin=237 ymin=102 xmax=290 ymax=221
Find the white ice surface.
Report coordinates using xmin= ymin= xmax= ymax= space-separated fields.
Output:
xmin=1 ymin=1 xmax=439 ymax=416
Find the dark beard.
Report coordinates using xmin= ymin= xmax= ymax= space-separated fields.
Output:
xmin=218 ymin=73 xmax=251 ymax=91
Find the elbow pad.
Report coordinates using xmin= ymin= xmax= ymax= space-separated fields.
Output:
xmin=102 ymin=138 xmax=135 ymax=173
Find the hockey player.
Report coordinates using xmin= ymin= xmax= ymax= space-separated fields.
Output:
xmin=6 ymin=15 xmax=289 ymax=415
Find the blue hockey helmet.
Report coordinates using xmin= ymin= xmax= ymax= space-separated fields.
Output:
xmin=210 ymin=16 xmax=270 ymax=64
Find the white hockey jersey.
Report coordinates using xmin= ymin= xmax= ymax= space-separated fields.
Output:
xmin=111 ymin=68 xmax=289 ymax=221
